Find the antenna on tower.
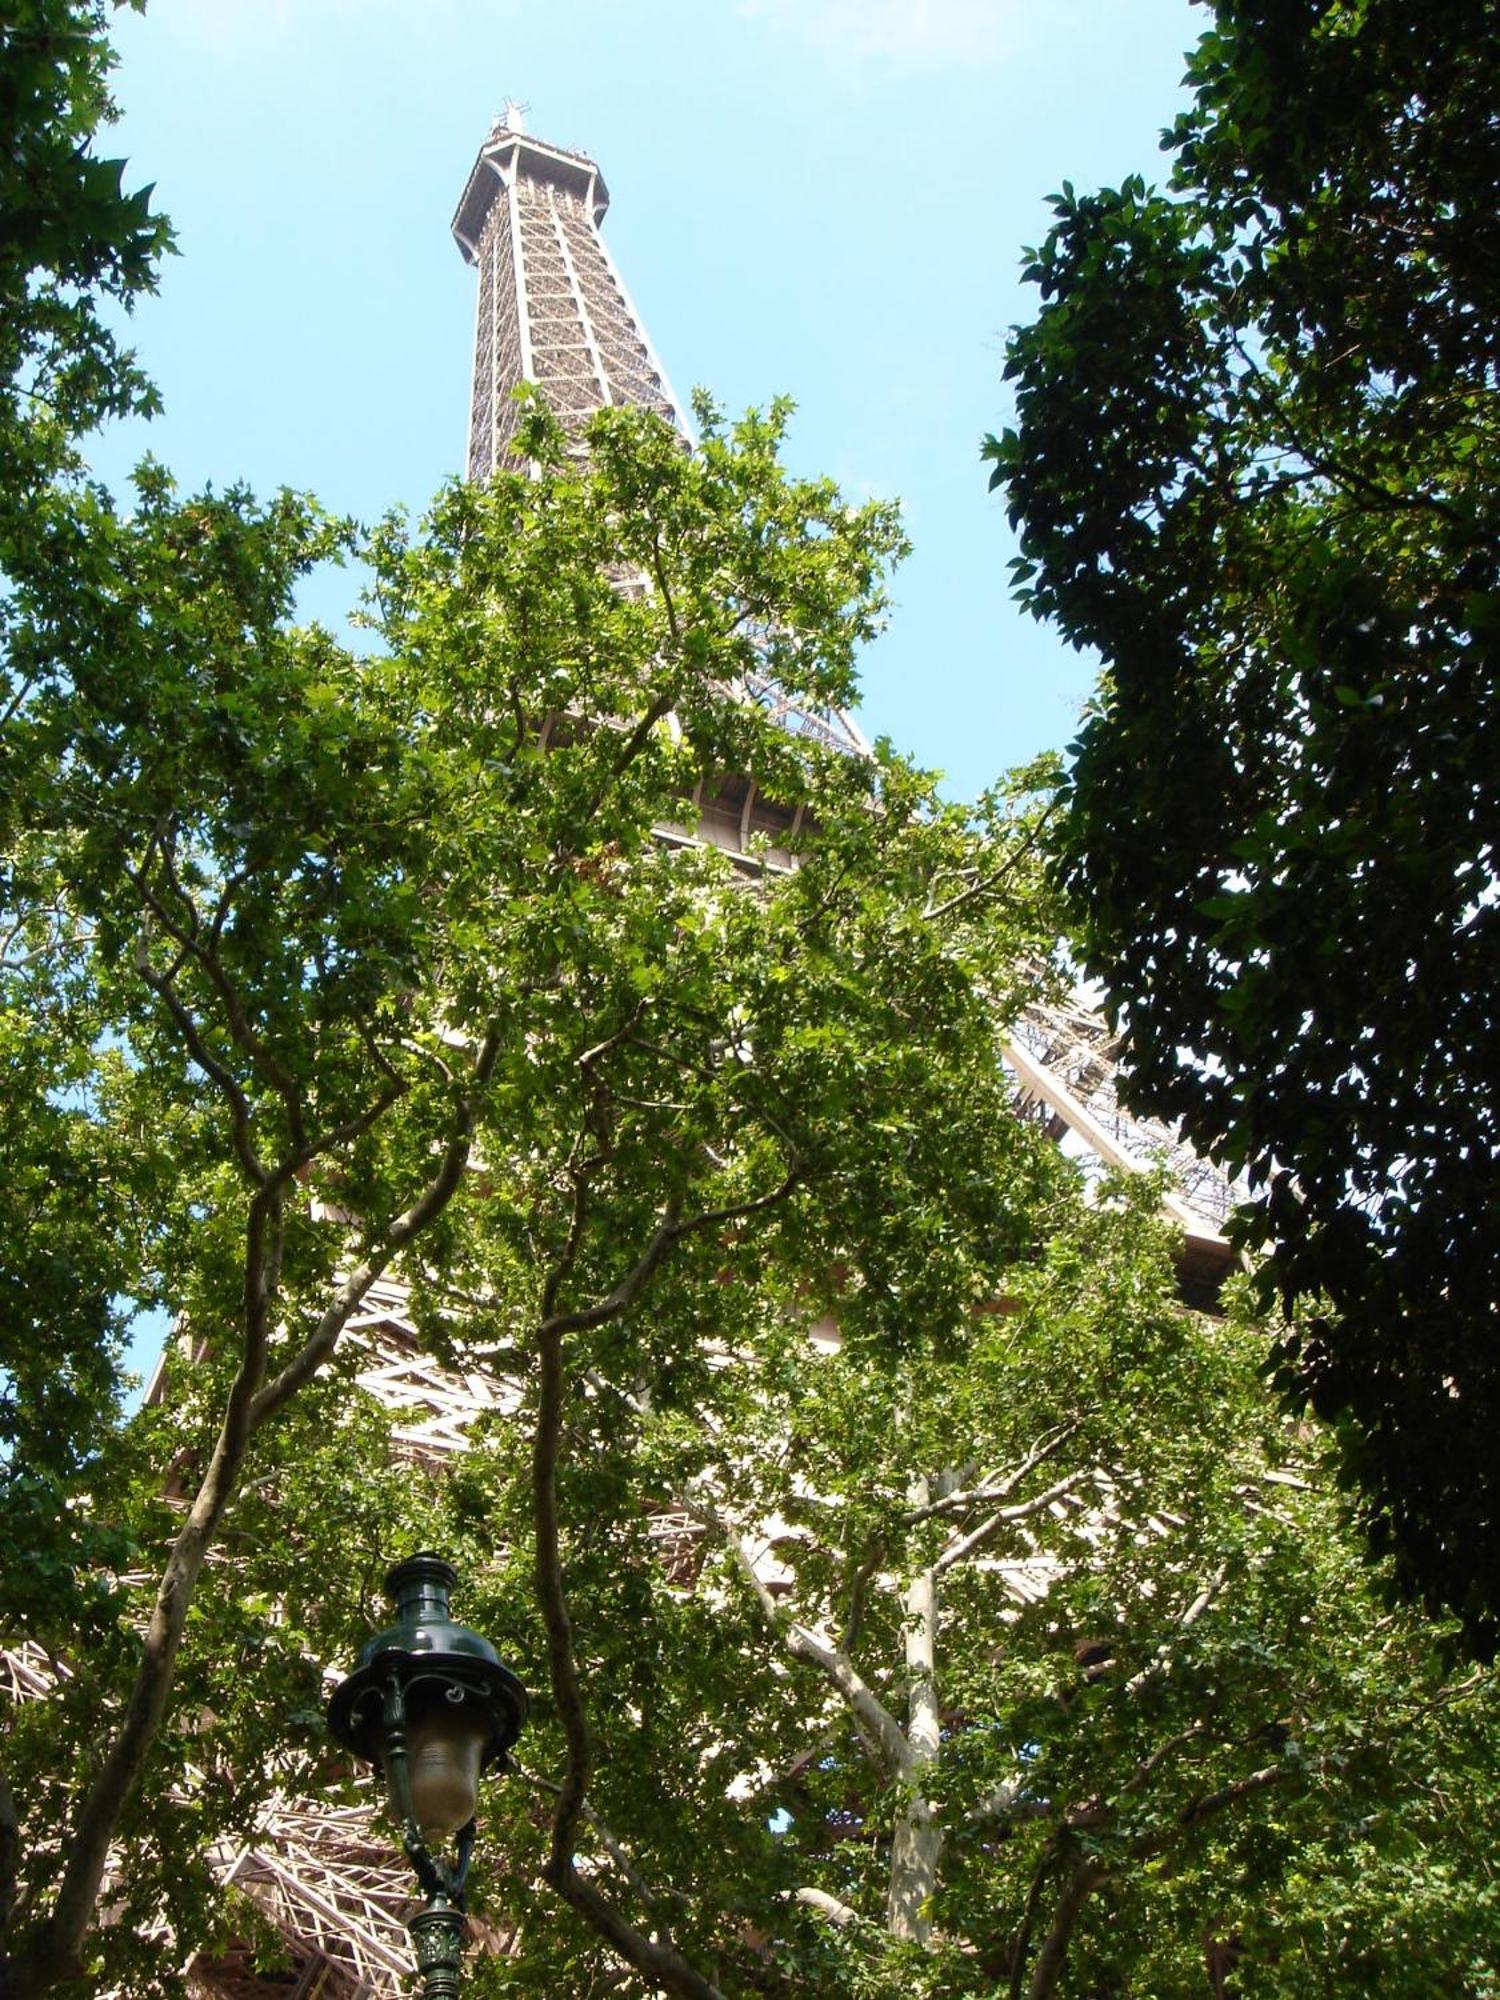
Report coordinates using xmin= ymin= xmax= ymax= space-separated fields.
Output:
xmin=495 ymin=96 xmax=529 ymax=136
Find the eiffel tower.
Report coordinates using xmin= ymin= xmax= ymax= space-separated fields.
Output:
xmin=451 ymin=104 xmax=868 ymax=761
xmin=5 ymin=112 xmax=1236 ymax=1998
xmin=452 ymin=103 xmax=685 ymax=473
xmin=447 ymin=111 xmax=1234 ymax=1280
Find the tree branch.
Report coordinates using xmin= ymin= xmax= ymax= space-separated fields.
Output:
xmin=681 ymin=1487 xmax=914 ymax=1783
xmin=531 ymin=1183 xmax=730 ymax=2000
xmin=786 ymin=1886 xmax=861 ymax=1929
xmin=1131 ymin=1762 xmax=1284 ymax=1861
xmin=1118 ymin=1720 xmax=1208 ymax=1796
xmin=547 ymin=1867 xmax=729 ymax=2000
xmin=839 ymin=1534 xmax=886 ymax=1656
xmin=250 ymin=1021 xmax=504 ymax=1425
xmin=541 ymin=1158 xmax=799 ymax=1342
xmin=1123 ymin=1566 xmax=1228 ymax=1697
xmin=141 ymin=838 xmax=308 ymax=1150
xmin=906 ymin=1423 xmax=1079 ymax=1524
xmin=1007 ymin=1837 xmax=1061 ymax=2000
xmin=922 ymin=802 xmax=1059 ymax=923
xmin=11 ymin=1027 xmax=502 ymax=1994
xmin=935 ymin=1469 xmax=1091 ymax=1575
xmin=1026 ymin=1852 xmax=1108 ymax=2000
xmin=516 ymin=1763 xmax=671 ymax=1931
xmin=19 ymin=1196 xmax=283 ymax=1989
xmin=133 ymin=928 xmax=266 ymax=1188
xmin=0 ymin=1757 xmax=20 ymax=1936
xmin=1018 ymin=1757 xmax=1285 ymax=2000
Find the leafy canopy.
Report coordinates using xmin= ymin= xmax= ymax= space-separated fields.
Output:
xmin=432 ymin=1179 xmax=1500 ymax=2000
xmin=986 ymin=0 xmax=1500 ymax=1652
xmin=4 ymin=9 xmax=1498 ymax=1996
xmin=0 ymin=0 xmax=170 ymax=508
xmin=0 ymin=374 xmax=1063 ymax=1994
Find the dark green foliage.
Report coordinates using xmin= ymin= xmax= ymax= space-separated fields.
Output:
xmin=987 ymin=0 xmax=1500 ymax=1651
xmin=0 ymin=372 xmax=1063 ymax=1992
xmin=432 ymin=1185 xmax=1500 ymax=2000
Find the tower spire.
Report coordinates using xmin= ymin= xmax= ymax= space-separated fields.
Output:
xmin=452 ymin=115 xmax=686 ymax=475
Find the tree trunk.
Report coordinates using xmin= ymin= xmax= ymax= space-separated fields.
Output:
xmin=1027 ymin=1858 xmax=1106 ymax=2000
xmin=887 ymin=1795 xmax=943 ymax=1945
xmin=886 ymin=1471 xmax=950 ymax=1944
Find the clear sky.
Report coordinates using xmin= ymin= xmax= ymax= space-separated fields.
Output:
xmin=91 ymin=0 xmax=1204 ymax=800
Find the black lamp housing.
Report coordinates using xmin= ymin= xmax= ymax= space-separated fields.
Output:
xmin=327 ymin=1555 xmax=527 ymax=1994
xmin=327 ymin=1553 xmax=527 ymax=1783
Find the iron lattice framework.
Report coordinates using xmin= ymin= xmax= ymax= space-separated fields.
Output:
xmin=1005 ymin=995 xmax=1238 ymax=1305
xmin=453 ymin=107 xmax=683 ymax=473
xmin=1 ymin=111 xmax=1238 ymax=1997
xmin=1007 ymin=998 xmax=1237 ymax=1230
xmin=170 ymin=1286 xmax=530 ymax=1999
xmin=0 ymin=1286 xmax=525 ymax=1999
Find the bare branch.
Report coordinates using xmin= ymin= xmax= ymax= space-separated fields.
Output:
xmin=935 ymin=1469 xmax=1091 ymax=1575
xmin=531 ymin=1215 xmax=729 ymax=2000
xmin=251 ymin=1021 xmax=504 ymax=1425
xmin=1136 ymin=1762 xmax=1284 ymax=1857
xmin=922 ymin=801 xmax=1059 ymax=924
xmin=1026 ymin=1853 xmax=1108 ymax=2000
xmin=839 ymin=1535 xmax=887 ymax=1656
xmin=541 ymin=1159 xmax=799 ymax=1342
xmin=786 ymin=1886 xmax=861 ymax=1929
xmin=679 ymin=1485 xmax=914 ymax=1783
xmin=516 ymin=1763 xmax=669 ymax=1927
xmin=909 ymin=1422 xmax=1081 ymax=1525
xmin=133 ymin=928 xmax=266 ymax=1188
xmin=1123 ymin=1565 xmax=1229 ymax=1697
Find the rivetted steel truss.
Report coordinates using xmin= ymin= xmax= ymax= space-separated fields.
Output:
xmin=453 ymin=106 xmax=684 ymax=475
xmin=451 ymin=108 xmax=869 ymax=761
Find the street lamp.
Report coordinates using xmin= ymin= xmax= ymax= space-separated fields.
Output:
xmin=328 ymin=1554 xmax=527 ymax=1998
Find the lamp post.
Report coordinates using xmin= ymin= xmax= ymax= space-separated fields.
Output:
xmin=327 ymin=1554 xmax=527 ymax=1998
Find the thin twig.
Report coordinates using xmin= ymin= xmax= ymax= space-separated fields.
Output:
xmin=922 ymin=801 xmax=1059 ymax=923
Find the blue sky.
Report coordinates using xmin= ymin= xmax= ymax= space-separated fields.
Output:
xmin=93 ymin=0 xmax=1204 ymax=800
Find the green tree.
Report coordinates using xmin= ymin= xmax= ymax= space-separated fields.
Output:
xmin=16 ymin=401 xmax=1491 ymax=2000
xmin=4 ymin=12 xmax=1496 ymax=1996
xmin=985 ymin=0 xmax=1500 ymax=1650
xmin=0 ymin=0 xmax=169 ymax=508
xmin=428 ymin=1176 xmax=1499 ymax=2000
xmin=0 ymin=387 xmax=1066 ymax=1993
